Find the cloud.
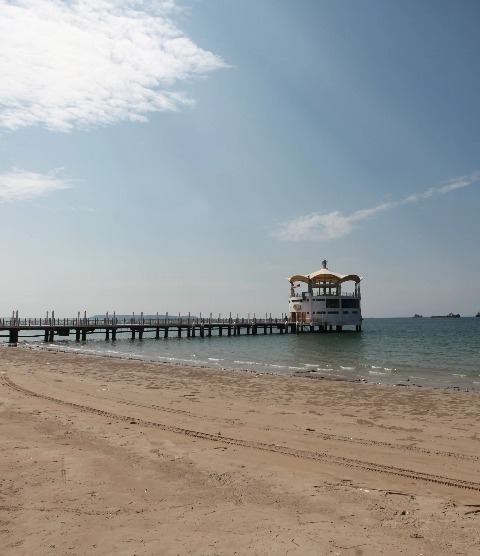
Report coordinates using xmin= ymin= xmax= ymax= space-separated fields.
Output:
xmin=273 ymin=211 xmax=354 ymax=242
xmin=0 ymin=0 xmax=227 ymax=132
xmin=271 ymin=171 xmax=480 ymax=242
xmin=0 ymin=169 xmax=71 ymax=201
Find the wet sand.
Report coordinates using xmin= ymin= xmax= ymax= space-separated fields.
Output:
xmin=1 ymin=347 xmax=479 ymax=555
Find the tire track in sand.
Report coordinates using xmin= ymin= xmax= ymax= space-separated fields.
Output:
xmin=2 ymin=375 xmax=479 ymax=492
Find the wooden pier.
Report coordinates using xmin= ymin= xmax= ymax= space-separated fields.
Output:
xmin=0 ymin=311 xmax=355 ymax=344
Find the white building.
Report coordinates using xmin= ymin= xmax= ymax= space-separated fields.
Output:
xmin=288 ymin=260 xmax=362 ymax=331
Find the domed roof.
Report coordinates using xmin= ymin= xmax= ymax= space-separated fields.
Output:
xmin=288 ymin=261 xmax=362 ymax=285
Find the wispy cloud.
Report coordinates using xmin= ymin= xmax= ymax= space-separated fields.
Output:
xmin=0 ymin=0 xmax=227 ymax=132
xmin=271 ymin=171 xmax=480 ymax=242
xmin=0 ymin=169 xmax=71 ymax=201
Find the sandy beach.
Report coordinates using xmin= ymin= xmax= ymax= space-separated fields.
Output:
xmin=0 ymin=347 xmax=479 ymax=555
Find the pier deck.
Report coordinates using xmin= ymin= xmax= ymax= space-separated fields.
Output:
xmin=0 ymin=313 xmax=356 ymax=344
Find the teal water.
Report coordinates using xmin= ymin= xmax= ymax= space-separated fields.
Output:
xmin=14 ymin=317 xmax=480 ymax=392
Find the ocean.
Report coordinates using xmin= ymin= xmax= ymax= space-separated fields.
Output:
xmin=10 ymin=317 xmax=480 ymax=392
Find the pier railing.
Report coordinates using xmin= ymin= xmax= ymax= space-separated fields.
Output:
xmin=0 ymin=314 xmax=288 ymax=327
xmin=1 ymin=310 xmax=362 ymax=342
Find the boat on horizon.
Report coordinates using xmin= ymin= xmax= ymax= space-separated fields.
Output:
xmin=431 ymin=313 xmax=460 ymax=318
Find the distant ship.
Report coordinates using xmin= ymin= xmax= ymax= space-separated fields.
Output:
xmin=476 ymin=312 xmax=480 ymax=317
xmin=431 ymin=313 xmax=460 ymax=318
xmin=413 ymin=314 xmax=423 ymax=318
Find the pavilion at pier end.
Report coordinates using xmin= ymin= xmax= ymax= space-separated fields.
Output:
xmin=288 ymin=260 xmax=363 ymax=332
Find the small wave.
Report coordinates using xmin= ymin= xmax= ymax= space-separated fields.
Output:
xmin=340 ymin=366 xmax=355 ymax=370
xmin=370 ymin=365 xmax=394 ymax=373
xmin=163 ymin=356 xmax=208 ymax=364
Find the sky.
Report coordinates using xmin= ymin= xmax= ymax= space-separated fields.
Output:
xmin=1 ymin=0 xmax=480 ymax=318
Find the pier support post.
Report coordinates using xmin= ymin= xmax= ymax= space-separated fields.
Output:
xmin=228 ymin=326 xmax=231 ymax=336
xmin=219 ymin=326 xmax=222 ymax=336
xmin=44 ymin=330 xmax=49 ymax=342
xmin=208 ymin=326 xmax=212 ymax=337
xmin=82 ymin=329 xmax=87 ymax=341
xmin=155 ymin=328 xmax=160 ymax=339
xmin=9 ymin=329 xmax=19 ymax=343
xmin=139 ymin=328 xmax=143 ymax=340
xmin=112 ymin=328 xmax=116 ymax=341
xmin=75 ymin=329 xmax=80 ymax=341
xmin=164 ymin=328 xmax=169 ymax=338
xmin=200 ymin=326 xmax=204 ymax=338
xmin=131 ymin=329 xmax=136 ymax=340
xmin=192 ymin=326 xmax=196 ymax=337
xmin=105 ymin=328 xmax=110 ymax=340
xmin=187 ymin=326 xmax=191 ymax=338
xmin=178 ymin=327 xmax=182 ymax=338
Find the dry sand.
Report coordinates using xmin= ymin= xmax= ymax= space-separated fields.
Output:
xmin=0 ymin=346 xmax=479 ymax=555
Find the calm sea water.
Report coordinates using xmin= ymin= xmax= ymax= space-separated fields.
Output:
xmin=10 ymin=317 xmax=480 ymax=392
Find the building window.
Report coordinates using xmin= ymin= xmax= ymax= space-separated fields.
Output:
xmin=326 ymin=299 xmax=339 ymax=308
xmin=342 ymin=299 xmax=360 ymax=308
xmin=327 ymin=311 xmax=339 ymax=314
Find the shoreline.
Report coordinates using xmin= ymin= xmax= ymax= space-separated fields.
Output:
xmin=1 ymin=347 xmax=480 ymax=554
xmin=3 ymin=341 xmax=479 ymax=394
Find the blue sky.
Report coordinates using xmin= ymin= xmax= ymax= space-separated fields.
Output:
xmin=1 ymin=0 xmax=479 ymax=318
